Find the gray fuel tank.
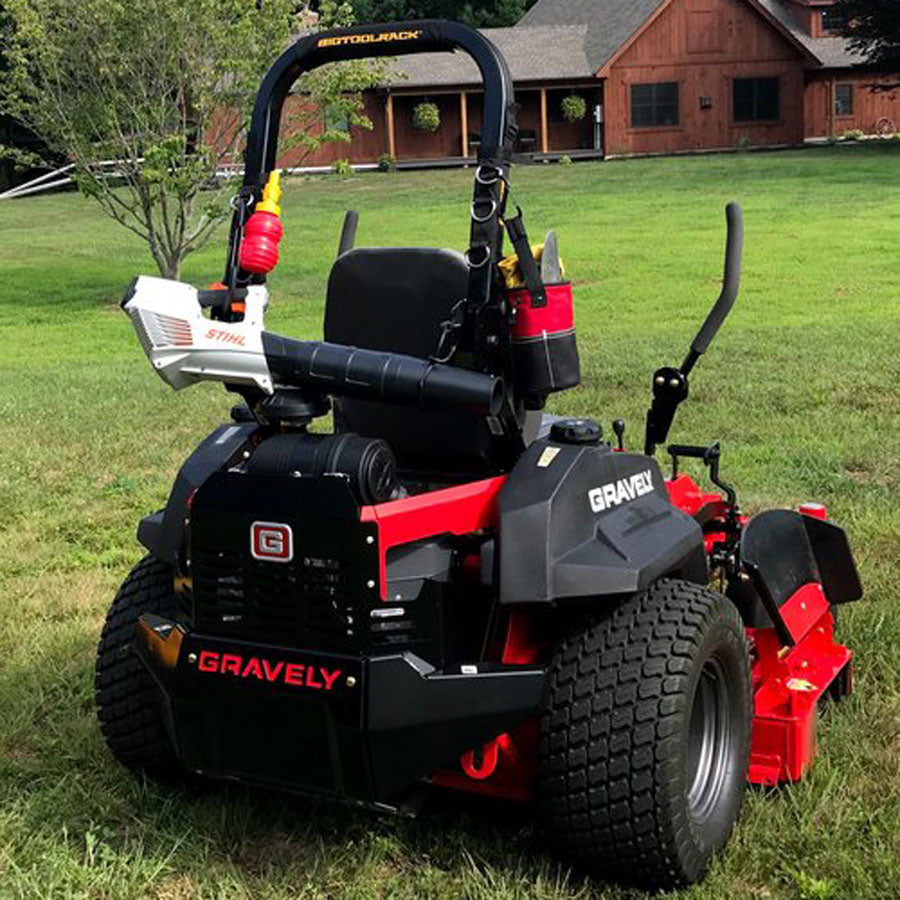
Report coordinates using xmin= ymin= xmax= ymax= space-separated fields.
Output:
xmin=498 ymin=435 xmax=707 ymax=605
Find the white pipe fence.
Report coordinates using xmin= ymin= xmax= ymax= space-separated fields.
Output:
xmin=0 ymin=159 xmax=380 ymax=200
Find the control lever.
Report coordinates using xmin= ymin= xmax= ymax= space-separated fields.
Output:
xmin=338 ymin=210 xmax=359 ymax=257
xmin=668 ymin=442 xmax=740 ymax=536
xmin=644 ymin=203 xmax=743 ymax=455
xmin=612 ymin=419 xmax=626 ymax=451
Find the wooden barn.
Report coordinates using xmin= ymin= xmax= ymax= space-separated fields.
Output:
xmin=278 ymin=0 xmax=900 ymax=168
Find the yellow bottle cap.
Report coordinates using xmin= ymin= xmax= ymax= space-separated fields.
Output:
xmin=256 ymin=169 xmax=283 ymax=216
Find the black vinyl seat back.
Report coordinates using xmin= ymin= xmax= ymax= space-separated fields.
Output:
xmin=325 ymin=247 xmax=466 ymax=358
xmin=324 ymin=247 xmax=505 ymax=476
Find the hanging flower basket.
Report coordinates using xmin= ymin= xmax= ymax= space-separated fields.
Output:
xmin=560 ymin=94 xmax=587 ymax=123
xmin=412 ymin=101 xmax=441 ymax=133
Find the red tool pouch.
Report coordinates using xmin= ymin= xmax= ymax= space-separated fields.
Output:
xmin=507 ymin=280 xmax=581 ymax=399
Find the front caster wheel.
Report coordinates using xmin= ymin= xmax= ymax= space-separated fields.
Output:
xmin=537 ymin=578 xmax=752 ymax=889
xmin=95 ymin=555 xmax=184 ymax=781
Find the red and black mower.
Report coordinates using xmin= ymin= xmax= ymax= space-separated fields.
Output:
xmin=96 ymin=21 xmax=863 ymax=890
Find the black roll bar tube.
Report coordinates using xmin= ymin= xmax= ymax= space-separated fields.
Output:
xmin=224 ymin=20 xmax=518 ymax=289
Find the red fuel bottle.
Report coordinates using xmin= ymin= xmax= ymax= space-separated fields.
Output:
xmin=239 ymin=170 xmax=284 ymax=275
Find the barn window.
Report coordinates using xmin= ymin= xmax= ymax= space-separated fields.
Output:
xmin=324 ymin=106 xmax=350 ymax=133
xmin=821 ymin=8 xmax=847 ymax=33
xmin=733 ymin=77 xmax=780 ymax=122
xmin=835 ymin=83 xmax=854 ymax=116
xmin=630 ymin=83 xmax=679 ymax=128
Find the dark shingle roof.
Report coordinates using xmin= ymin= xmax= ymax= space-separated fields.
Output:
xmin=756 ymin=0 xmax=864 ymax=68
xmin=387 ymin=24 xmax=595 ymax=87
xmin=519 ymin=0 xmax=666 ymax=69
xmin=521 ymin=0 xmax=866 ymax=71
xmin=388 ymin=0 xmax=871 ymax=91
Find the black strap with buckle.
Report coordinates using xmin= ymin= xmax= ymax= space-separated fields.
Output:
xmin=504 ymin=206 xmax=546 ymax=308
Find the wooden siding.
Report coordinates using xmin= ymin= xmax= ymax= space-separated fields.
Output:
xmin=393 ymin=94 xmax=463 ymax=160
xmin=276 ymin=93 xmax=388 ymax=167
xmin=546 ymin=87 xmax=598 ymax=152
xmin=782 ymin=0 xmax=842 ymax=40
xmin=604 ymin=0 xmax=806 ymax=156
xmin=805 ymin=73 xmax=900 ymax=137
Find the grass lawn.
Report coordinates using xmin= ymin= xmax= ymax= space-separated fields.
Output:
xmin=2 ymin=144 xmax=900 ymax=900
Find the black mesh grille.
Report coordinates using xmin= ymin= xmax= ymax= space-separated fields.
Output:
xmin=186 ymin=470 xmax=440 ymax=656
xmin=192 ymin=548 xmax=363 ymax=652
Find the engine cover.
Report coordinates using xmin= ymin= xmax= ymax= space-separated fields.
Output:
xmin=498 ymin=438 xmax=707 ymax=605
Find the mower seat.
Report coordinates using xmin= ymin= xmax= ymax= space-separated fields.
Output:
xmin=325 ymin=247 xmax=505 ymax=476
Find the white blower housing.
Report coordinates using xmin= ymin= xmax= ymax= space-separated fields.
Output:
xmin=122 ymin=276 xmax=274 ymax=393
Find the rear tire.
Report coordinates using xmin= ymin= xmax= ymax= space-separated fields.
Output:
xmin=95 ymin=555 xmax=182 ymax=779
xmin=537 ymin=578 xmax=751 ymax=889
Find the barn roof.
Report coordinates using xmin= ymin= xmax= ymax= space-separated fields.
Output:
xmin=518 ymin=0 xmax=666 ymax=70
xmin=756 ymin=0 xmax=864 ymax=68
xmin=387 ymin=24 xmax=596 ymax=87
xmin=520 ymin=0 xmax=864 ymax=70
xmin=387 ymin=0 xmax=871 ymax=90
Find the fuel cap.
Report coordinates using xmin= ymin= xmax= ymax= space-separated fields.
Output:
xmin=550 ymin=418 xmax=603 ymax=445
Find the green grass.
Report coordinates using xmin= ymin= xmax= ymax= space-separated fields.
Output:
xmin=2 ymin=144 xmax=900 ymax=899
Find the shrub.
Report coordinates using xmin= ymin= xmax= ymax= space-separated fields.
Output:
xmin=412 ymin=101 xmax=440 ymax=133
xmin=559 ymin=154 xmax=573 ymax=166
xmin=377 ymin=153 xmax=395 ymax=172
xmin=843 ymin=129 xmax=864 ymax=141
xmin=736 ymin=136 xmax=751 ymax=152
xmin=560 ymin=94 xmax=587 ymax=123
xmin=332 ymin=158 xmax=354 ymax=176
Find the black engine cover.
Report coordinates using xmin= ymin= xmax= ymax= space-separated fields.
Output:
xmin=498 ymin=438 xmax=707 ymax=605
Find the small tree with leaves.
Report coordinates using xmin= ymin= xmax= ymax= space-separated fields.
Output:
xmin=1 ymin=0 xmax=382 ymax=279
xmin=835 ymin=0 xmax=900 ymax=91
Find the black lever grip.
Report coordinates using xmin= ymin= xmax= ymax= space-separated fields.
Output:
xmin=337 ymin=210 xmax=359 ymax=257
xmin=682 ymin=202 xmax=743 ymax=374
xmin=261 ymin=333 xmax=505 ymax=416
xmin=668 ymin=443 xmax=720 ymax=463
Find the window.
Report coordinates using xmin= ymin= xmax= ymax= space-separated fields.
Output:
xmin=822 ymin=8 xmax=847 ymax=33
xmin=323 ymin=105 xmax=350 ymax=133
xmin=630 ymin=82 xmax=679 ymax=128
xmin=733 ymin=77 xmax=780 ymax=122
xmin=835 ymin=83 xmax=854 ymax=116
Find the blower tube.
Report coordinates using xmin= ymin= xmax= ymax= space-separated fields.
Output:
xmin=261 ymin=333 xmax=504 ymax=416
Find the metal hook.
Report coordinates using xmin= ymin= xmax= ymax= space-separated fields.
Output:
xmin=471 ymin=199 xmax=498 ymax=223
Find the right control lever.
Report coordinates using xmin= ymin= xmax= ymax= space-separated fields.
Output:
xmin=644 ymin=203 xmax=743 ymax=455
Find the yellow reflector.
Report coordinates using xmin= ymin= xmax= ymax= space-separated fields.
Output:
xmin=136 ymin=616 xmax=184 ymax=670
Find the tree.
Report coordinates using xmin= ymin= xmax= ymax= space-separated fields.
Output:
xmin=1 ymin=0 xmax=382 ymax=279
xmin=350 ymin=0 xmax=535 ymax=28
xmin=834 ymin=0 xmax=900 ymax=89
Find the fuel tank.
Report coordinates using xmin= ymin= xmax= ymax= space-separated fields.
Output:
xmin=498 ymin=430 xmax=707 ymax=605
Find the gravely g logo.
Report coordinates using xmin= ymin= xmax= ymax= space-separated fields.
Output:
xmin=197 ymin=651 xmax=342 ymax=691
xmin=318 ymin=30 xmax=422 ymax=48
xmin=589 ymin=470 xmax=655 ymax=513
xmin=251 ymin=521 xmax=293 ymax=562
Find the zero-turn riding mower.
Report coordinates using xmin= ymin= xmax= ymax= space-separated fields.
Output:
xmin=95 ymin=21 xmax=863 ymax=889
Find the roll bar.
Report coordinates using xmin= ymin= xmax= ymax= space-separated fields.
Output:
xmin=224 ymin=20 xmax=518 ymax=298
